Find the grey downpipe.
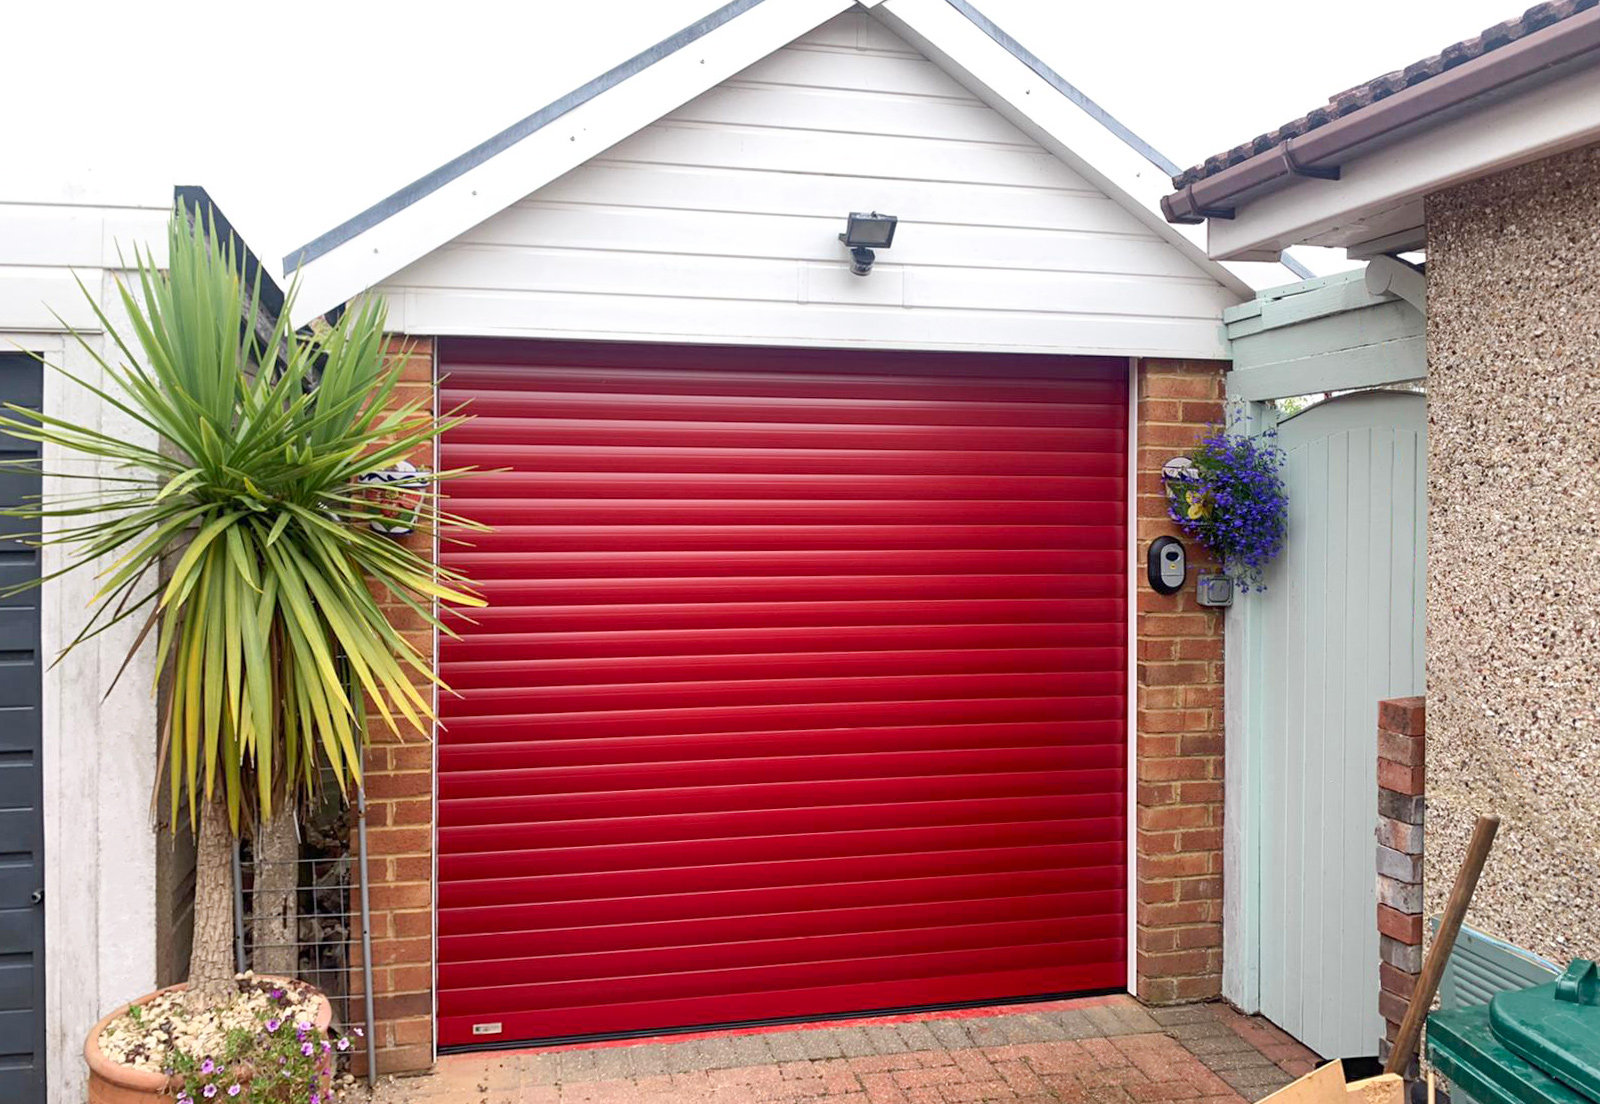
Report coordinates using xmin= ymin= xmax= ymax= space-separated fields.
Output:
xmin=232 ymin=839 xmax=247 ymax=973
xmin=357 ymin=771 xmax=378 ymax=1089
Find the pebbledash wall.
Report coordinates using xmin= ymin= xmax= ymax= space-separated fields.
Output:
xmin=352 ymin=346 xmax=1227 ymax=1073
xmin=1423 ymin=142 xmax=1600 ymax=967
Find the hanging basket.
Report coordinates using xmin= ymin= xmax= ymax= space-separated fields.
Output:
xmin=1162 ymin=427 xmax=1288 ymax=592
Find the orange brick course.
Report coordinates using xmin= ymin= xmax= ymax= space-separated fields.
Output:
xmin=1133 ymin=359 xmax=1227 ymax=1005
xmin=352 ymin=337 xmax=439 ymax=1076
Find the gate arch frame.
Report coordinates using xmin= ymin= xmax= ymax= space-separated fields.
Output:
xmin=1220 ymin=264 xmax=1427 ymax=1055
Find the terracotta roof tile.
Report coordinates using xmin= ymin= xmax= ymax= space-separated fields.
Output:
xmin=1169 ymin=0 xmax=1598 ymax=189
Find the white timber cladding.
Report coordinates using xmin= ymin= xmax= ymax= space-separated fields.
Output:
xmin=0 ymin=196 xmax=166 ymax=1104
xmin=375 ymin=10 xmax=1241 ymax=358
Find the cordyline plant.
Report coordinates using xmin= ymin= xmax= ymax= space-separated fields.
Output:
xmin=1163 ymin=425 xmax=1288 ymax=592
xmin=0 ymin=205 xmax=483 ymax=1009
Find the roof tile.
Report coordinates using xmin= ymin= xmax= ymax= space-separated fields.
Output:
xmin=1169 ymin=0 xmax=1597 ymax=188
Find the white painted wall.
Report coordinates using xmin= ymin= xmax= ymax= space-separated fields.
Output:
xmin=0 ymin=194 xmax=167 ymax=1104
xmin=377 ymin=10 xmax=1240 ymax=358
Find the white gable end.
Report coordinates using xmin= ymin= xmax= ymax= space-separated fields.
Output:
xmin=377 ymin=10 xmax=1238 ymax=358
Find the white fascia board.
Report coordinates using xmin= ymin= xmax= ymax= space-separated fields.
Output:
xmin=285 ymin=0 xmax=852 ymax=326
xmin=873 ymin=0 xmax=1254 ymax=301
xmin=1207 ymin=61 xmax=1600 ymax=260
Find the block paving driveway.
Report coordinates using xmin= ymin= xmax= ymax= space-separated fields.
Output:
xmin=366 ymin=995 xmax=1319 ymax=1103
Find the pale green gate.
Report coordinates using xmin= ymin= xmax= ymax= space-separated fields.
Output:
xmin=1222 ymin=265 xmax=1427 ymax=1060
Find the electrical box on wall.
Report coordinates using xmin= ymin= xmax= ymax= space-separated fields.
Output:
xmin=1147 ymin=536 xmax=1186 ymax=594
xmin=1196 ymin=572 xmax=1234 ymax=608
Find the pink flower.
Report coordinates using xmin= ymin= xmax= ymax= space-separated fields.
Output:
xmin=336 ymin=1038 xmax=351 ymax=1052
xmin=202 ymin=1086 xmax=217 ymax=1099
xmin=226 ymin=1087 xmax=240 ymax=1098
xmin=265 ymin=1018 xmax=281 ymax=1032
xmin=301 ymin=1042 xmax=314 ymax=1057
xmin=199 ymin=1059 xmax=215 ymax=1075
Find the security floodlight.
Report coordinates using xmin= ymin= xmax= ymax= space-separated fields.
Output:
xmin=839 ymin=211 xmax=898 ymax=276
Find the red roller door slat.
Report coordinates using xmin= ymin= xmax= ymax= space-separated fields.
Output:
xmin=438 ymin=888 xmax=1111 ymax=963
xmin=438 ymin=792 xmax=1125 ymax=855
xmin=442 ymin=444 xmax=1127 ymax=476
xmin=436 ymin=339 xmax=1127 ymax=1047
xmin=442 ymin=695 xmax=1126 ymax=744
xmin=438 ymin=719 xmax=1122 ymax=770
xmin=446 ymin=472 xmax=1125 ymax=501
xmin=442 ymin=645 xmax=1124 ymax=690
xmin=442 ymin=622 xmax=1124 ymax=660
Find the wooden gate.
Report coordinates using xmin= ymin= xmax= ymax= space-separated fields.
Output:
xmin=1220 ymin=267 xmax=1427 ymax=1060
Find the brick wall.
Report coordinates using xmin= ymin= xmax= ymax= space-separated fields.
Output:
xmin=1375 ymin=696 xmax=1425 ymax=1065
xmin=353 ymin=337 xmax=439 ymax=1075
xmin=1132 ymin=358 xmax=1227 ymax=1004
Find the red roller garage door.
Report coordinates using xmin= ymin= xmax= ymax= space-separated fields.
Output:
xmin=435 ymin=339 xmax=1129 ymax=1047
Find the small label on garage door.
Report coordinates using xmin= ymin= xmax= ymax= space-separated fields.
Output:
xmin=472 ymin=1023 xmax=503 ymax=1036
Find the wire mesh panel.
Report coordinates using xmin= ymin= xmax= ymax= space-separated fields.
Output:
xmin=234 ymin=803 xmax=372 ymax=1076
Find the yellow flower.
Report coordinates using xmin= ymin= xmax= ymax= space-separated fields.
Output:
xmin=1186 ymin=493 xmax=1212 ymax=520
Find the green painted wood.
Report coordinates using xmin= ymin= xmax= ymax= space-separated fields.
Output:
xmin=1224 ymin=265 xmax=1425 ymax=402
xmin=1233 ymin=301 xmax=1421 ymax=370
xmin=1224 ymin=269 xmax=1395 ymax=331
xmin=1230 ymin=337 xmax=1426 ymax=404
xmin=1244 ymin=391 xmax=1427 ymax=1060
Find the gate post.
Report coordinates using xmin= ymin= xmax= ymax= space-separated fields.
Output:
xmin=1376 ymin=696 xmax=1425 ymax=1066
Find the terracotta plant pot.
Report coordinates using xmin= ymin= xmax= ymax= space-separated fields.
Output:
xmin=85 ymin=977 xmax=333 ymax=1104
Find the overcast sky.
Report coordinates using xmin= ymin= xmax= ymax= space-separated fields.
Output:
xmin=7 ymin=0 xmax=1520 ymax=273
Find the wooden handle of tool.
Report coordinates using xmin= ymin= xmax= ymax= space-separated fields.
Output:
xmin=1385 ymin=814 xmax=1500 ymax=1076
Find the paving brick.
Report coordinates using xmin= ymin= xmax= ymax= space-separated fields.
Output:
xmin=1086 ymin=1003 xmax=1144 ymax=1037
xmin=967 ymin=1017 xmax=1014 ymax=1047
xmin=1165 ymin=1020 xmax=1234 ymax=1042
xmin=367 ymin=999 xmax=1284 ymax=1104
xmin=769 ymin=1030 xmax=817 ymax=1062
xmin=835 ymin=1026 xmax=879 ymax=1058
xmin=586 ymin=1047 xmax=636 ymax=1081
xmin=1184 ymin=1034 xmax=1260 ymax=1057
xmin=1046 ymin=1008 xmax=1103 ymax=1040
xmin=555 ymin=1048 xmax=601 ymax=1083
xmin=694 ymin=1033 xmax=774 ymax=1069
xmin=864 ymin=1024 xmax=911 ymax=1054
xmin=1147 ymin=1006 xmax=1214 ymax=1026
xmin=929 ymin=1018 xmax=975 ymax=1050
xmin=1109 ymin=1004 xmax=1164 ymax=1035
xmin=896 ymin=1022 xmax=942 ymax=1052
xmin=798 ymin=1029 xmax=848 ymax=1060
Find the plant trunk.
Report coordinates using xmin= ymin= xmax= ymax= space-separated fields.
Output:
xmin=186 ymin=798 xmax=238 ymax=1010
xmin=252 ymin=809 xmax=300 ymax=978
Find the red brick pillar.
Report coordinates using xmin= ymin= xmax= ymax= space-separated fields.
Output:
xmin=352 ymin=337 xmax=438 ymax=1075
xmin=1133 ymin=358 xmax=1227 ymax=1003
xmin=1376 ymin=696 xmax=1425 ymax=1064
